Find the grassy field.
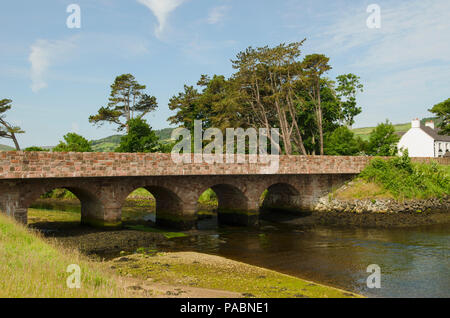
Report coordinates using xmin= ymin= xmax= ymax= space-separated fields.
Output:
xmin=0 ymin=213 xmax=131 ymax=297
xmin=352 ymin=122 xmax=411 ymax=141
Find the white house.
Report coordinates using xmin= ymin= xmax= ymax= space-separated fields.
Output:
xmin=397 ymin=119 xmax=450 ymax=157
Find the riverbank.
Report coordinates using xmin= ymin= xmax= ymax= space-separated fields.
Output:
xmin=301 ymin=154 xmax=450 ymax=226
xmin=2 ymin=211 xmax=360 ymax=298
xmin=110 ymin=251 xmax=360 ymax=298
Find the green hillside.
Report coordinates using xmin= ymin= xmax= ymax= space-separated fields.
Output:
xmin=352 ymin=117 xmax=440 ymax=141
xmin=0 ymin=144 xmax=14 ymax=151
xmin=90 ymin=128 xmax=175 ymax=152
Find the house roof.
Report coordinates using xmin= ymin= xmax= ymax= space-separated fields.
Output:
xmin=420 ymin=124 xmax=450 ymax=142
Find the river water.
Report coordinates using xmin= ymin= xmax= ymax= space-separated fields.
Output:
xmin=30 ymin=201 xmax=450 ymax=298
xmin=167 ymin=218 xmax=449 ymax=298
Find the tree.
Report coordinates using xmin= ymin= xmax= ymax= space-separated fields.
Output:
xmin=429 ymin=98 xmax=450 ymax=135
xmin=0 ymin=99 xmax=24 ymax=150
xmin=300 ymin=54 xmax=332 ymax=155
xmin=335 ymin=73 xmax=363 ymax=126
xmin=24 ymin=146 xmax=45 ymax=152
xmin=231 ymin=42 xmax=308 ymax=155
xmin=53 ymin=133 xmax=93 ymax=152
xmin=115 ymin=118 xmax=159 ymax=153
xmin=366 ymin=120 xmax=400 ymax=156
xmin=89 ymin=74 xmax=158 ymax=132
xmin=324 ymin=126 xmax=362 ymax=155
xmin=167 ymin=42 xmax=364 ymax=156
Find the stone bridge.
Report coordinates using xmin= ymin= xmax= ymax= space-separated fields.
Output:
xmin=0 ymin=152 xmax=445 ymax=229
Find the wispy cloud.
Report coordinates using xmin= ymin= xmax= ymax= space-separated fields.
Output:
xmin=286 ymin=0 xmax=450 ymax=126
xmin=308 ymin=0 xmax=450 ymax=69
xmin=28 ymin=38 xmax=76 ymax=93
xmin=137 ymin=0 xmax=186 ymax=39
xmin=207 ymin=5 xmax=229 ymax=24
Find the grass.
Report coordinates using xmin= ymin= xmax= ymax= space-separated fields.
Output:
xmin=112 ymin=252 xmax=361 ymax=298
xmin=0 ymin=213 xmax=131 ymax=297
xmin=352 ymin=123 xmax=411 ymax=141
xmin=333 ymin=179 xmax=394 ymax=200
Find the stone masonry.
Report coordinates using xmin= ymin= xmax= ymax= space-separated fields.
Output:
xmin=0 ymin=152 xmax=448 ymax=229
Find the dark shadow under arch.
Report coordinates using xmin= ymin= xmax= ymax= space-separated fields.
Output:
xmin=260 ymin=182 xmax=303 ymax=215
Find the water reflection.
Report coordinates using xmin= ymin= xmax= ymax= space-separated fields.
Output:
xmin=169 ymin=219 xmax=450 ymax=298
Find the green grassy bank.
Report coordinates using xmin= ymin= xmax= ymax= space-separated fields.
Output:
xmin=335 ymin=153 xmax=450 ymax=200
xmin=1 ymin=213 xmax=361 ymax=298
xmin=0 ymin=213 xmax=130 ymax=297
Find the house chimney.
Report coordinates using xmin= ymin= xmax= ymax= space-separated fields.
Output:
xmin=425 ymin=120 xmax=435 ymax=129
xmin=411 ymin=118 xmax=420 ymax=128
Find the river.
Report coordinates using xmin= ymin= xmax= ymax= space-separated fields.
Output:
xmin=167 ymin=217 xmax=449 ymax=298
xmin=29 ymin=201 xmax=449 ymax=298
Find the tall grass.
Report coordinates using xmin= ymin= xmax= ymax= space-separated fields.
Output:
xmin=359 ymin=152 xmax=450 ymax=200
xmin=0 ymin=213 xmax=131 ymax=297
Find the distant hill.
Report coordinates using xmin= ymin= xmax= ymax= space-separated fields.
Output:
xmin=352 ymin=117 xmax=440 ymax=141
xmin=90 ymin=128 xmax=175 ymax=152
xmin=0 ymin=144 xmax=14 ymax=151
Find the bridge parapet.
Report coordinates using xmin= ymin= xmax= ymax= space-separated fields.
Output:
xmin=0 ymin=152 xmax=379 ymax=179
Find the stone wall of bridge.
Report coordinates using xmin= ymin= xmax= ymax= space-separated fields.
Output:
xmin=0 ymin=152 xmax=375 ymax=179
xmin=0 ymin=174 xmax=352 ymax=229
xmin=0 ymin=152 xmax=448 ymax=229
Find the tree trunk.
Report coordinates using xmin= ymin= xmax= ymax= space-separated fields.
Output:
xmin=11 ymin=133 xmax=20 ymax=151
xmin=317 ymin=82 xmax=324 ymax=155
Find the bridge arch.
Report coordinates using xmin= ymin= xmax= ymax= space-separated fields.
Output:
xmin=24 ymin=185 xmax=106 ymax=228
xmin=260 ymin=182 xmax=303 ymax=214
xmin=119 ymin=184 xmax=193 ymax=230
xmin=195 ymin=183 xmax=258 ymax=227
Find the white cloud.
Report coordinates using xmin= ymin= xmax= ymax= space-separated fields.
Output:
xmin=137 ymin=0 xmax=186 ymax=38
xmin=28 ymin=38 xmax=76 ymax=93
xmin=292 ymin=0 xmax=450 ymax=126
xmin=308 ymin=0 xmax=450 ymax=70
xmin=207 ymin=5 xmax=229 ymax=24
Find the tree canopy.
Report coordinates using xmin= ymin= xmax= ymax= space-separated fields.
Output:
xmin=324 ymin=126 xmax=362 ymax=156
xmin=168 ymin=41 xmax=364 ymax=155
xmin=0 ymin=99 xmax=24 ymax=150
xmin=429 ymin=98 xmax=450 ymax=135
xmin=115 ymin=117 xmax=160 ymax=153
xmin=89 ymin=74 xmax=158 ymax=132
xmin=365 ymin=120 xmax=400 ymax=156
xmin=53 ymin=133 xmax=93 ymax=152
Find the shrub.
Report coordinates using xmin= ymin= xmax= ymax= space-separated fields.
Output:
xmin=359 ymin=151 xmax=450 ymax=199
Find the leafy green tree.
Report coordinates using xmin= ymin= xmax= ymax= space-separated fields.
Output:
xmin=366 ymin=120 xmax=400 ymax=156
xmin=0 ymin=99 xmax=24 ymax=150
xmin=53 ymin=133 xmax=93 ymax=152
xmin=335 ymin=74 xmax=363 ymax=126
xmin=300 ymin=54 xmax=332 ymax=155
xmin=324 ymin=126 xmax=362 ymax=155
xmin=428 ymin=98 xmax=449 ymax=135
xmin=168 ymin=42 xmax=364 ymax=156
xmin=115 ymin=118 xmax=159 ymax=153
xmin=24 ymin=146 xmax=45 ymax=152
xmin=89 ymin=74 xmax=158 ymax=132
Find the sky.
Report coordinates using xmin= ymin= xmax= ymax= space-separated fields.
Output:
xmin=1 ymin=0 xmax=449 ymax=148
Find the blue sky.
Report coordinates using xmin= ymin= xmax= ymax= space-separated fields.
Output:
xmin=1 ymin=0 xmax=449 ymax=147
